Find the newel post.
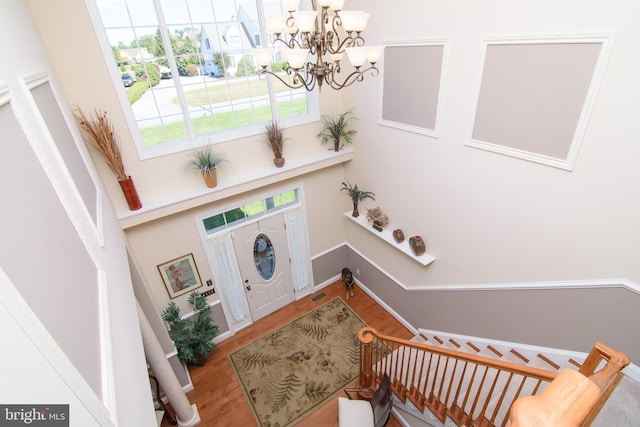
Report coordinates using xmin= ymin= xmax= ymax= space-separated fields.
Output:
xmin=358 ymin=327 xmax=376 ymax=388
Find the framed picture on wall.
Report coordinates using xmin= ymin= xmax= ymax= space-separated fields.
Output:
xmin=158 ymin=253 xmax=203 ymax=299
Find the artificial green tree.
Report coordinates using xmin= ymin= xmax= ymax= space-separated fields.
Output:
xmin=161 ymin=291 xmax=219 ymax=366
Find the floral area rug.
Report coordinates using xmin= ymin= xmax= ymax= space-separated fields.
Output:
xmin=228 ymin=297 xmax=366 ymax=426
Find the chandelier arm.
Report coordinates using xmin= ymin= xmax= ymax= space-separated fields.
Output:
xmin=258 ymin=67 xmax=316 ymax=91
xmin=324 ymin=14 xmax=349 ymax=54
xmin=325 ymin=65 xmax=379 ymax=90
xmin=325 ymin=33 xmax=362 ymax=54
xmin=273 ymin=34 xmax=307 ymax=50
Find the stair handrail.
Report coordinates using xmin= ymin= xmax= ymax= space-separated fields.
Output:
xmin=356 ymin=327 xmax=629 ymax=427
xmin=357 ymin=326 xmax=558 ymax=388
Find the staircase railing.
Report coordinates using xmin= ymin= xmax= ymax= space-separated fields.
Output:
xmin=356 ymin=327 xmax=629 ymax=427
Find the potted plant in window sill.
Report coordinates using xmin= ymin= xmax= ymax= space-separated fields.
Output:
xmin=186 ymin=145 xmax=227 ymax=188
xmin=317 ymin=109 xmax=357 ymax=152
xmin=340 ymin=179 xmax=375 ymax=218
xmin=265 ymin=121 xmax=286 ymax=167
xmin=161 ymin=291 xmax=219 ymax=366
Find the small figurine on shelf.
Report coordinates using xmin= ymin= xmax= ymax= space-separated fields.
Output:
xmin=393 ymin=229 xmax=405 ymax=243
xmin=366 ymin=206 xmax=389 ymax=232
xmin=409 ymin=236 xmax=426 ymax=256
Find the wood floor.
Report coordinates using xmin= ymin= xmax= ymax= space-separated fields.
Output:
xmin=167 ymin=280 xmax=414 ymax=426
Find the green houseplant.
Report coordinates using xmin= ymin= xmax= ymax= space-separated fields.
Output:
xmin=161 ymin=291 xmax=219 ymax=366
xmin=317 ymin=109 xmax=357 ymax=152
xmin=265 ymin=121 xmax=285 ymax=167
xmin=186 ymin=145 xmax=227 ymax=188
xmin=340 ymin=179 xmax=375 ymax=218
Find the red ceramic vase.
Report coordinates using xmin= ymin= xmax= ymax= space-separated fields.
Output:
xmin=118 ymin=176 xmax=142 ymax=210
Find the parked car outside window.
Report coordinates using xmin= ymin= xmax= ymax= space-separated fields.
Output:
xmin=159 ymin=67 xmax=172 ymax=79
xmin=121 ymin=73 xmax=135 ymax=87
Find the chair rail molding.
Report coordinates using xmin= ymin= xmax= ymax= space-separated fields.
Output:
xmin=344 ymin=242 xmax=639 ymax=295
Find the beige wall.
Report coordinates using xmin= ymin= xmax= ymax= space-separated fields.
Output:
xmin=26 ymin=0 xmax=640 ymax=352
xmin=27 ymin=0 xmax=346 ymax=208
xmin=27 ymin=0 xmax=349 ymax=314
xmin=343 ymin=0 xmax=640 ymax=287
xmin=3 ymin=1 xmax=155 ymax=423
xmin=126 ymin=167 xmax=347 ymax=313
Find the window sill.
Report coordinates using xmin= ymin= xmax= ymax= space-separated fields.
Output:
xmin=345 ymin=212 xmax=436 ymax=266
xmin=117 ymin=148 xmax=354 ymax=229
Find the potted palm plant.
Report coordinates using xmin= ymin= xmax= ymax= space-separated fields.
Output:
xmin=317 ymin=109 xmax=357 ymax=152
xmin=186 ymin=145 xmax=227 ymax=188
xmin=340 ymin=179 xmax=375 ymax=217
xmin=161 ymin=291 xmax=219 ymax=366
xmin=265 ymin=121 xmax=285 ymax=167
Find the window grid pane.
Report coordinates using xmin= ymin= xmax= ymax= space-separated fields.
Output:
xmin=202 ymin=188 xmax=298 ymax=234
xmin=96 ymin=0 xmax=311 ymax=149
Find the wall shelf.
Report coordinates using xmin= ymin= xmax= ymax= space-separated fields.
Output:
xmin=344 ymin=212 xmax=435 ymax=266
xmin=116 ymin=148 xmax=355 ymax=229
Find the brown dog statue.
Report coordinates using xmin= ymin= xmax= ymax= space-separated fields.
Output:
xmin=341 ymin=267 xmax=355 ymax=300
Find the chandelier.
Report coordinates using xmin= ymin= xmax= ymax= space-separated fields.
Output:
xmin=253 ymin=0 xmax=383 ymax=91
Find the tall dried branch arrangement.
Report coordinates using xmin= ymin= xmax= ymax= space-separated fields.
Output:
xmin=265 ymin=121 xmax=284 ymax=158
xmin=74 ymin=108 xmax=128 ymax=181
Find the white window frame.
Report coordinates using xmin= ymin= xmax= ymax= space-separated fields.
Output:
xmin=84 ymin=0 xmax=319 ymax=161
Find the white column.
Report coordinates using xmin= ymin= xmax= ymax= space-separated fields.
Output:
xmin=137 ymin=302 xmax=201 ymax=427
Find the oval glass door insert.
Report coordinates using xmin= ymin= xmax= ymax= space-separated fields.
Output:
xmin=253 ymin=233 xmax=275 ymax=280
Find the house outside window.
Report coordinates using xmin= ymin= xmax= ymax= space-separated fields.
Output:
xmin=91 ymin=0 xmax=317 ymax=159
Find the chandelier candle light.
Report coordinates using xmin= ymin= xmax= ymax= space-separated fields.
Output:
xmin=254 ymin=0 xmax=383 ymax=91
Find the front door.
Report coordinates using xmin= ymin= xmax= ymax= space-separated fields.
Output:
xmin=232 ymin=213 xmax=295 ymax=321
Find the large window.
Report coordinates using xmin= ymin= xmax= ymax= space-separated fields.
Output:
xmin=92 ymin=0 xmax=316 ymax=157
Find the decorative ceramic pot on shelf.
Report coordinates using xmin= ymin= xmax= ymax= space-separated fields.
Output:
xmin=409 ymin=235 xmax=426 ymax=256
xmin=373 ymin=220 xmax=383 ymax=232
xmin=202 ymin=169 xmax=218 ymax=188
xmin=273 ymin=156 xmax=285 ymax=168
xmin=393 ymin=229 xmax=404 ymax=243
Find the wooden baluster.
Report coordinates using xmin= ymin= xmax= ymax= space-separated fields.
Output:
xmin=468 ymin=365 xmax=490 ymax=424
xmin=396 ymin=345 xmax=408 ymax=401
xmin=436 ymin=356 xmax=451 ymax=401
xmin=472 ymin=367 xmax=502 ymax=427
xmin=442 ymin=359 xmax=461 ymax=416
xmin=488 ymin=371 xmax=514 ymax=425
xmin=447 ymin=359 xmax=470 ymax=424
xmin=420 ymin=352 xmax=434 ymax=409
xmin=372 ymin=337 xmax=386 ymax=375
xmin=381 ymin=340 xmax=389 ymax=382
xmin=426 ymin=354 xmax=449 ymax=422
xmin=450 ymin=361 xmax=479 ymax=426
xmin=413 ymin=348 xmax=427 ymax=410
xmin=500 ymin=375 xmax=528 ymax=427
